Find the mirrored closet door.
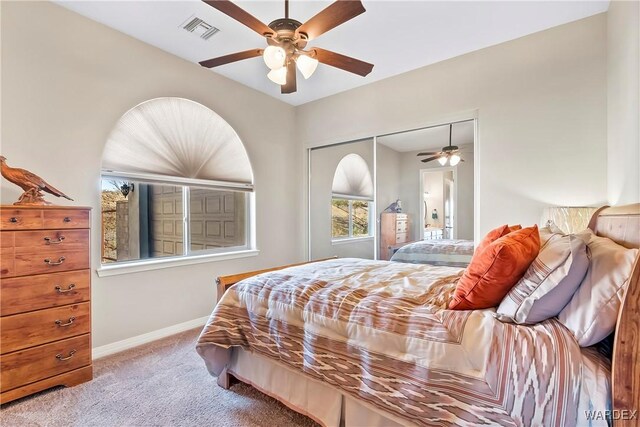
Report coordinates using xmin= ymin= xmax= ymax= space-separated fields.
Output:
xmin=309 ymin=139 xmax=375 ymax=260
xmin=376 ymin=120 xmax=475 ymax=260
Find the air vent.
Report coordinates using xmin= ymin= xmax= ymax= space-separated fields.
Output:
xmin=181 ymin=16 xmax=220 ymax=41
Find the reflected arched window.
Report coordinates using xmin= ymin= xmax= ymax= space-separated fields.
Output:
xmin=100 ymin=97 xmax=254 ymax=266
xmin=331 ymin=154 xmax=373 ymax=239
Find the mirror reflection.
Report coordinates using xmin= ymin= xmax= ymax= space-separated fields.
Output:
xmin=309 ymin=139 xmax=375 ymax=260
xmin=376 ymin=120 xmax=475 ymax=264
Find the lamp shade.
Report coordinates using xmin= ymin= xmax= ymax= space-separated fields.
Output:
xmin=296 ymin=55 xmax=318 ymax=79
xmin=267 ymin=67 xmax=287 ymax=85
xmin=540 ymin=207 xmax=598 ymax=233
xmin=449 ymin=154 xmax=461 ymax=166
xmin=263 ymin=46 xmax=286 ymax=70
xmin=438 ymin=156 xmax=448 ymax=166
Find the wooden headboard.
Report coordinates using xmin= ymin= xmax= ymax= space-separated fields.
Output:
xmin=589 ymin=203 xmax=640 ymax=425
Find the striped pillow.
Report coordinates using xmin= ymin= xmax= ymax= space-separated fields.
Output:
xmin=496 ymin=233 xmax=589 ymax=324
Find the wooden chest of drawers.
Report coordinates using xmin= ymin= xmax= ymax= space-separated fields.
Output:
xmin=380 ymin=212 xmax=410 ymax=260
xmin=0 ymin=206 xmax=92 ymax=404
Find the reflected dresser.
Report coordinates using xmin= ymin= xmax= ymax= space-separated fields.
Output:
xmin=380 ymin=212 xmax=410 ymax=260
xmin=0 ymin=206 xmax=92 ymax=404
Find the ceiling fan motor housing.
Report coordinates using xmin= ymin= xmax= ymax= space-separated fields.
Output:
xmin=268 ymin=19 xmax=308 ymax=49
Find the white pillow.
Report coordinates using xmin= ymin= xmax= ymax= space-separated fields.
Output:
xmin=496 ymin=233 xmax=589 ymax=324
xmin=558 ymin=229 xmax=639 ymax=346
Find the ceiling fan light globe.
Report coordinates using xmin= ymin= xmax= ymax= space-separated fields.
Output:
xmin=437 ymin=156 xmax=448 ymax=166
xmin=267 ymin=66 xmax=288 ymax=85
xmin=450 ymin=154 xmax=461 ymax=166
xmin=263 ymin=46 xmax=286 ymax=70
xmin=296 ymin=55 xmax=319 ymax=79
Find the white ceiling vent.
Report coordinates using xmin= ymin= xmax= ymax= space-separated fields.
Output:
xmin=181 ymin=15 xmax=220 ymax=41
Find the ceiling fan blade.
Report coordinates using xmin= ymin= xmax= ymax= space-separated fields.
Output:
xmin=281 ymin=60 xmax=297 ymax=94
xmin=416 ymin=152 xmax=439 ymax=156
xmin=296 ymin=0 xmax=366 ymax=41
xmin=202 ymin=0 xmax=273 ymax=36
xmin=312 ymin=47 xmax=373 ymax=76
xmin=199 ymin=49 xmax=263 ymax=68
xmin=421 ymin=156 xmax=442 ymax=163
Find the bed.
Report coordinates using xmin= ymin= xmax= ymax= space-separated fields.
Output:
xmin=390 ymin=239 xmax=474 ymax=267
xmin=197 ymin=204 xmax=640 ymax=427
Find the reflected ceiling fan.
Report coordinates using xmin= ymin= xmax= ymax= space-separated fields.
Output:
xmin=417 ymin=123 xmax=464 ymax=166
xmin=199 ymin=0 xmax=374 ymax=94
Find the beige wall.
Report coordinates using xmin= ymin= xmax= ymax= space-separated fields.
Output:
xmin=375 ymin=143 xmax=401 ymax=248
xmin=297 ymin=14 xmax=608 ymax=238
xmin=607 ymin=1 xmax=640 ymax=205
xmin=1 ymin=2 xmax=301 ymax=347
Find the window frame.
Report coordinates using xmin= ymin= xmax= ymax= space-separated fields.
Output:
xmin=331 ymin=197 xmax=373 ymax=242
xmin=97 ymin=171 xmax=257 ymax=277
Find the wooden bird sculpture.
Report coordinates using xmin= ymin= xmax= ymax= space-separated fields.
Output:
xmin=0 ymin=156 xmax=73 ymax=205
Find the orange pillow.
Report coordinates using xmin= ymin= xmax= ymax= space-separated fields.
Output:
xmin=473 ymin=224 xmax=521 ymax=258
xmin=450 ymin=225 xmax=540 ymax=310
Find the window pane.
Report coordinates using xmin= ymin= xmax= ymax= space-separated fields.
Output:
xmin=189 ymin=188 xmax=247 ymax=252
xmin=332 ymin=199 xmax=349 ymax=238
xmin=352 ymin=201 xmax=370 ymax=237
xmin=101 ymin=179 xmax=184 ymax=263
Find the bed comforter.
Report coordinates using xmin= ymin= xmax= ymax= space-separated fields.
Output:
xmin=390 ymin=239 xmax=474 ymax=267
xmin=197 ymin=258 xmax=605 ymax=427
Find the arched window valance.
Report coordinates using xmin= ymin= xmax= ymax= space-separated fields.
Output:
xmin=332 ymin=154 xmax=373 ymax=201
xmin=102 ymin=97 xmax=253 ymax=190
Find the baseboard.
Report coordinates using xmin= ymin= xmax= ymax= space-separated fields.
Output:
xmin=92 ymin=316 xmax=209 ymax=360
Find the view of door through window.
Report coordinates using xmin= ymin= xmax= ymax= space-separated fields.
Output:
xmin=101 ymin=179 xmax=248 ymax=264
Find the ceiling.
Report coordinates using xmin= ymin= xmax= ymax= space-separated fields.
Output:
xmin=377 ymin=120 xmax=474 ymax=152
xmin=55 ymin=1 xmax=609 ymax=106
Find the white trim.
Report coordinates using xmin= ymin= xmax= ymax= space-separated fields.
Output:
xmin=307 ymin=147 xmax=312 ymax=261
xmin=101 ymin=171 xmax=253 ymax=192
xmin=372 ymin=136 xmax=378 ymax=260
xmin=92 ymin=316 xmax=209 ymax=359
xmin=473 ymin=117 xmax=481 ymax=246
xmin=331 ymin=236 xmax=374 ymax=245
xmin=96 ymin=249 xmax=260 ymax=277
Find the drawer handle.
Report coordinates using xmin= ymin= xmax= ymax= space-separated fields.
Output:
xmin=63 ymin=217 xmax=72 ymax=223
xmin=55 ymin=317 xmax=76 ymax=327
xmin=56 ymin=350 xmax=76 ymax=361
xmin=9 ymin=217 xmax=18 ymax=223
xmin=55 ymin=283 xmax=76 ymax=293
xmin=44 ymin=236 xmax=65 ymax=245
xmin=44 ymin=256 xmax=66 ymax=266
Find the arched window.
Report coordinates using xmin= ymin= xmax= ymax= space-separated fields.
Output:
xmin=100 ymin=97 xmax=254 ymax=268
xmin=331 ymin=154 xmax=373 ymax=239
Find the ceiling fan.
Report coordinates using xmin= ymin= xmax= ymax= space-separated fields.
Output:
xmin=199 ymin=0 xmax=374 ymax=94
xmin=416 ymin=124 xmax=464 ymax=166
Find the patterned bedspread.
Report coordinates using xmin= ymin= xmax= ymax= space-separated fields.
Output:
xmin=390 ymin=239 xmax=474 ymax=267
xmin=197 ymin=258 xmax=603 ymax=427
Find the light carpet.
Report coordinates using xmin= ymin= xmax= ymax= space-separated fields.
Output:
xmin=0 ymin=328 xmax=317 ymax=427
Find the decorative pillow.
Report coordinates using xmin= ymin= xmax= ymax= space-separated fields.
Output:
xmin=538 ymin=222 xmax=565 ymax=246
xmin=450 ymin=225 xmax=541 ymax=310
xmin=496 ymin=233 xmax=589 ymax=324
xmin=474 ymin=224 xmax=521 ymax=258
xmin=557 ymin=229 xmax=639 ymax=346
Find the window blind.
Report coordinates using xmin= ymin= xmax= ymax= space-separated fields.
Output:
xmin=331 ymin=153 xmax=373 ymax=201
xmin=102 ymin=98 xmax=253 ymax=189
